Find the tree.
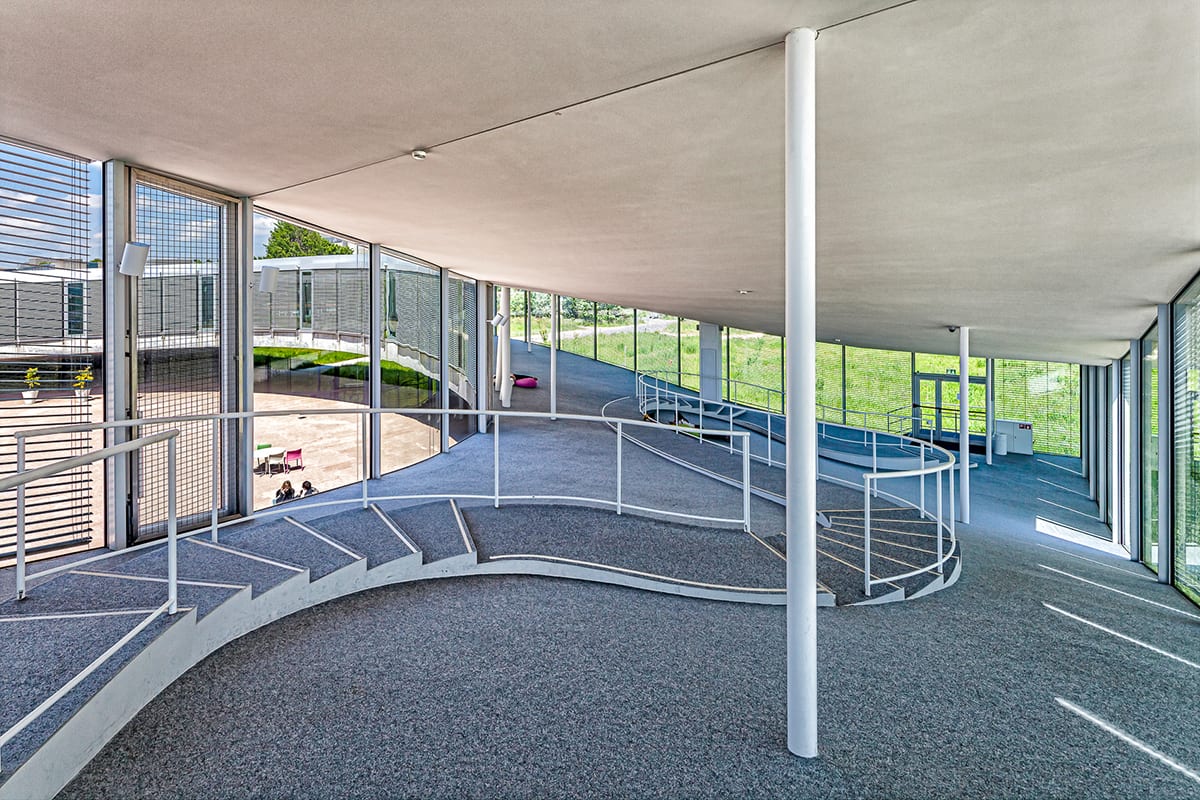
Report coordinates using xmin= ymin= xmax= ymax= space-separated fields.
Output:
xmin=264 ymin=221 xmax=353 ymax=258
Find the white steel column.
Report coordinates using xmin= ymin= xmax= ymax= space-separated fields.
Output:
xmin=103 ymin=160 xmax=132 ymax=551
xmin=1088 ymin=367 xmax=1098 ymax=499
xmin=1081 ymin=365 xmax=1090 ymax=481
xmin=477 ymin=282 xmax=490 ymax=432
xmin=1129 ymin=339 xmax=1142 ymax=562
xmin=440 ymin=270 xmax=451 ymax=453
xmin=958 ymin=326 xmax=970 ymax=524
xmin=550 ymin=294 xmax=559 ymax=419
xmin=238 ymin=198 xmax=257 ymax=511
xmin=1110 ymin=358 xmax=1121 ymax=542
xmin=1156 ymin=303 xmax=1172 ymax=584
xmin=784 ymin=25 xmax=817 ymax=760
xmin=1098 ymin=364 xmax=1109 ymax=523
xmin=499 ymin=287 xmax=513 ymax=408
xmin=985 ymin=358 xmax=994 ymax=465
xmin=369 ymin=244 xmax=382 ymax=478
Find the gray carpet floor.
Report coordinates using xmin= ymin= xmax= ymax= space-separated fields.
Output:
xmin=11 ymin=345 xmax=1200 ymax=798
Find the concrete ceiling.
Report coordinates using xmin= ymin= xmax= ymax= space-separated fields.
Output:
xmin=2 ymin=0 xmax=1197 ymax=363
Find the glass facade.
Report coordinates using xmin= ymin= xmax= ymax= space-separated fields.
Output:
xmin=1175 ymin=282 xmax=1200 ymax=602
xmin=558 ymin=296 xmax=595 ymax=360
xmin=251 ymin=213 xmax=370 ymax=510
xmin=379 ymin=252 xmax=440 ymax=475
xmin=1142 ymin=323 xmax=1160 ymax=570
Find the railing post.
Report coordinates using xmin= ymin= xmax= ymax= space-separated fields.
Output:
xmin=937 ymin=479 xmax=945 ymax=575
xmin=863 ymin=477 xmax=872 ymax=597
xmin=937 ymin=467 xmax=943 ymax=540
xmin=949 ymin=465 xmax=956 ymax=540
xmin=616 ymin=421 xmax=623 ymax=515
xmin=493 ymin=413 xmax=501 ymax=508
xmin=767 ymin=414 xmax=773 ymax=467
xmin=919 ymin=442 xmax=926 ymax=517
xmin=871 ymin=431 xmax=878 ymax=493
xmin=210 ymin=417 xmax=220 ymax=542
xmin=167 ymin=436 xmax=178 ymax=616
xmin=16 ymin=435 xmax=26 ymax=600
xmin=742 ymin=435 xmax=751 ymax=531
xmin=360 ymin=411 xmax=370 ymax=509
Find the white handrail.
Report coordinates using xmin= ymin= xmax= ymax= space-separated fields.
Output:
xmin=634 ymin=369 xmax=959 ymax=599
xmin=0 ymin=431 xmax=181 ymax=775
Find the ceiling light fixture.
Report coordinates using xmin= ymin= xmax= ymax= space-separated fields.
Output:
xmin=411 ymin=149 xmax=428 ymax=160
xmin=737 ymin=289 xmax=752 ymax=295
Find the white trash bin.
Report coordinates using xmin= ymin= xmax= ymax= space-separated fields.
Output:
xmin=993 ymin=433 xmax=1009 ymax=456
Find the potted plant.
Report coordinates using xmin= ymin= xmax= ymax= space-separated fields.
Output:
xmin=22 ymin=366 xmax=40 ymax=404
xmin=73 ymin=365 xmax=94 ymax=399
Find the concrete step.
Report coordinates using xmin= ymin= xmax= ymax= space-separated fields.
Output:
xmin=386 ymin=501 xmax=471 ymax=564
xmin=217 ymin=519 xmax=360 ymax=580
xmin=311 ymin=506 xmax=417 ymax=569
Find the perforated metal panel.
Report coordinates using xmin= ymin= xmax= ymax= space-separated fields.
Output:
xmin=0 ymin=138 xmax=98 ymax=562
xmin=132 ymin=172 xmax=238 ymax=541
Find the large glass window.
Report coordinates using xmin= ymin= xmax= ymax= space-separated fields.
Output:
xmin=379 ymin=252 xmax=440 ymax=474
xmin=815 ymin=341 xmax=843 ymax=411
xmin=726 ymin=329 xmax=784 ymax=411
xmin=527 ymin=292 xmax=552 ymax=349
xmin=1175 ymin=283 xmax=1200 ymax=602
xmin=251 ymin=213 xmax=368 ymax=511
xmin=1142 ymin=323 xmax=1160 ymax=570
xmin=636 ymin=311 xmax=678 ymax=381
xmin=595 ymin=304 xmax=634 ymax=369
xmin=447 ymin=274 xmax=477 ymax=444
xmin=845 ymin=346 xmax=911 ymax=418
xmin=679 ymin=319 xmax=701 ymax=391
xmin=559 ymin=297 xmax=595 ymax=360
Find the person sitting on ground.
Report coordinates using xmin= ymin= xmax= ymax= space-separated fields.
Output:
xmin=300 ymin=480 xmax=318 ymax=496
xmin=274 ymin=480 xmax=295 ymax=504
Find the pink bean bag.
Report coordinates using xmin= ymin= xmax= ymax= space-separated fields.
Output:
xmin=514 ymin=376 xmax=538 ymax=388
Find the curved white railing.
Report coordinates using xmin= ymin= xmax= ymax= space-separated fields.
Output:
xmin=0 ymin=429 xmax=182 ymax=773
xmin=2 ymin=406 xmax=756 ymax=774
xmin=634 ymin=370 xmax=959 ymax=599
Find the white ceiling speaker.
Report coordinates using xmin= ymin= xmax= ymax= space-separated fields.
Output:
xmin=489 ymin=312 xmax=507 ymax=327
xmin=256 ymin=265 xmax=280 ymax=293
xmin=118 ymin=242 xmax=149 ymax=277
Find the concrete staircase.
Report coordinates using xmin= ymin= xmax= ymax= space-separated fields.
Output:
xmin=0 ymin=499 xmax=793 ymax=799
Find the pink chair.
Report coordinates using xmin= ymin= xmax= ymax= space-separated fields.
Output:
xmin=284 ymin=448 xmax=303 ymax=472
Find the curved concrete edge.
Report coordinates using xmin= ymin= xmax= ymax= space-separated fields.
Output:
xmin=465 ymin=557 xmax=796 ymax=606
xmin=1 ymin=543 xmax=821 ymax=799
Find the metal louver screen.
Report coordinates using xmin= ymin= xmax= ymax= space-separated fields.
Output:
xmin=132 ymin=173 xmax=238 ymax=541
xmin=0 ymin=138 xmax=99 ymax=562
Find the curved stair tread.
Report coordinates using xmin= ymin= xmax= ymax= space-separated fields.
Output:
xmin=385 ymin=501 xmax=470 ymax=564
xmin=217 ymin=519 xmax=357 ymax=581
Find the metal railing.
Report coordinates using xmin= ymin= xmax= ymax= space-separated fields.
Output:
xmin=0 ymin=429 xmax=181 ymax=773
xmin=635 ymin=370 xmax=959 ymax=598
xmin=1 ymin=406 xmax=753 ymax=774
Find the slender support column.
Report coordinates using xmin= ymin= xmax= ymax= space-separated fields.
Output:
xmin=440 ymin=270 xmax=451 ymax=452
xmin=1098 ymin=364 xmax=1109 ymax=523
xmin=784 ymin=25 xmax=818 ymax=760
xmin=1088 ymin=367 xmax=1099 ymax=498
xmin=238 ymin=198 xmax=256 ymax=515
xmin=958 ymin=326 xmax=970 ymax=524
xmin=1129 ymin=339 xmax=1142 ymax=562
xmin=477 ymin=282 xmax=490 ymax=433
xmin=499 ymin=287 xmax=513 ymax=408
xmin=551 ymin=293 xmax=559 ymax=419
xmin=1157 ymin=303 xmax=1172 ymax=584
xmin=985 ymin=358 xmax=994 ymax=465
xmin=1110 ymin=359 xmax=1121 ymax=539
xmin=103 ymin=160 xmax=132 ymax=551
xmin=525 ymin=290 xmax=532 ymax=353
xmin=1081 ymin=365 xmax=1090 ymax=481
xmin=493 ymin=287 xmax=505 ymax=391
xmin=369 ymin=244 xmax=382 ymax=478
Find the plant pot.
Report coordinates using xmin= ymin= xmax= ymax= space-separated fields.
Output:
xmin=22 ymin=390 xmax=38 ymax=405
xmin=75 ymin=388 xmax=92 ymax=400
